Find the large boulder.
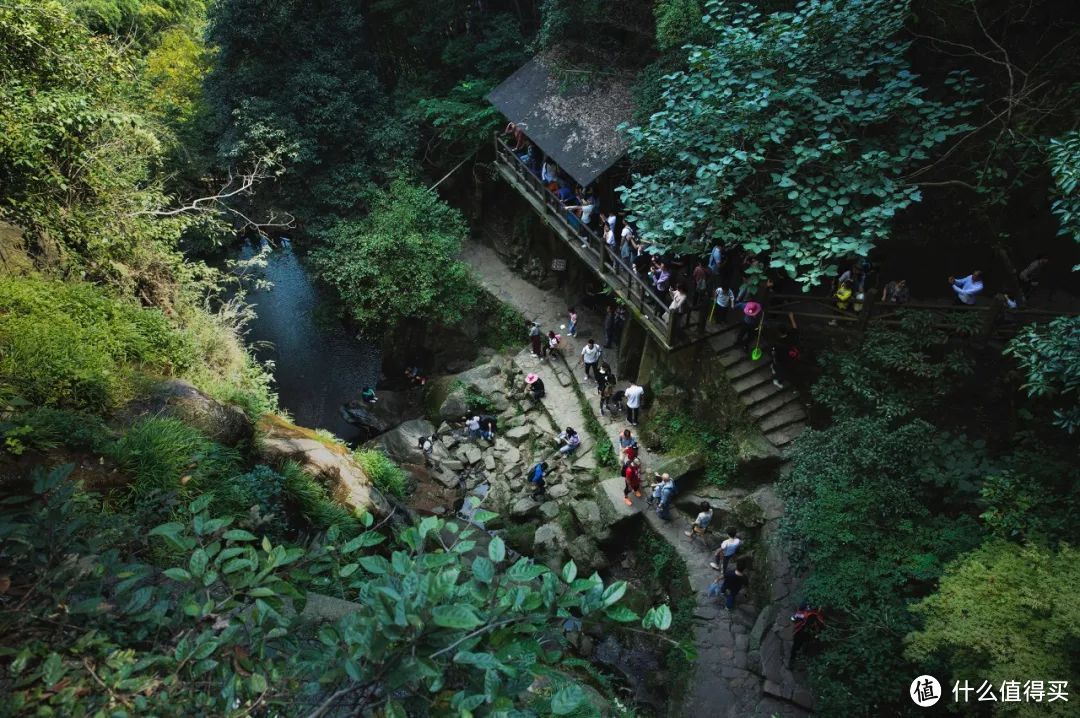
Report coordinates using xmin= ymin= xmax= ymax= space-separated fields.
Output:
xmin=124 ymin=379 xmax=253 ymax=447
xmin=365 ymin=419 xmax=436 ymax=465
xmin=339 ymin=402 xmax=391 ymax=438
xmin=258 ymin=416 xmax=392 ymax=517
xmin=567 ymin=535 xmax=608 ymax=576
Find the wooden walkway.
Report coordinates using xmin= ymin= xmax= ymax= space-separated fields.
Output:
xmin=495 ymin=137 xmax=731 ymax=352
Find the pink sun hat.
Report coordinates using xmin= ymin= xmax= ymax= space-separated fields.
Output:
xmin=525 ymin=373 xmax=540 ymax=384
xmin=743 ymin=301 xmax=762 ymax=317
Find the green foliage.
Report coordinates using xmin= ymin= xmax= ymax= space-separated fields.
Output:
xmin=1047 ymin=127 xmax=1080 ymax=245
xmin=0 ymin=2 xmax=197 ymax=286
xmin=654 ymin=0 xmax=707 ymax=52
xmin=778 ymin=418 xmax=985 ymax=716
xmin=353 ymin=449 xmax=409 ymax=499
xmin=813 ymin=310 xmax=977 ymax=420
xmin=906 ymin=542 xmax=1080 ymax=718
xmin=0 ymin=471 xmax=670 ymax=715
xmin=647 ymin=409 xmax=738 ymax=487
xmin=1 ymin=407 xmax=111 ymax=456
xmin=0 ymin=276 xmax=193 ymax=411
xmin=978 ymin=444 xmax=1080 ymax=545
xmin=460 ymin=384 xmax=497 ymax=415
xmin=278 ymin=460 xmax=364 ymax=534
xmin=205 ymin=0 xmax=404 ymax=220
xmin=619 ymin=0 xmax=976 ymax=287
xmin=477 ymin=295 xmax=527 ymax=350
xmin=105 ymin=417 xmax=241 ymax=503
xmin=1005 ymin=316 xmax=1080 ymax=433
xmin=215 ymin=463 xmax=285 ymax=520
xmin=63 ymin=0 xmax=206 ymax=45
xmin=311 ymin=179 xmax=479 ymax=335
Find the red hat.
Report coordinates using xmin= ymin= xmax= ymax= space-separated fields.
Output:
xmin=743 ymin=301 xmax=762 ymax=317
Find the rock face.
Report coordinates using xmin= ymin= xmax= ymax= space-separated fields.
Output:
xmin=124 ymin=379 xmax=253 ymax=447
xmin=365 ymin=419 xmax=436 ymax=465
xmin=258 ymin=416 xmax=392 ymax=517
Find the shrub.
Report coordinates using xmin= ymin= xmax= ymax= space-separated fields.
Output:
xmin=0 ymin=276 xmax=193 ymax=411
xmin=353 ymin=449 xmax=408 ymax=498
xmin=1 ymin=407 xmax=111 ymax=456
xmin=105 ymin=417 xmax=241 ymax=503
xmin=279 ymin=461 xmax=364 ymax=533
xmin=216 ymin=464 xmax=286 ymax=521
xmin=648 ymin=409 xmax=738 ymax=487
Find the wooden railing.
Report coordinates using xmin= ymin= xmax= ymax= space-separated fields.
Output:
xmin=493 ymin=136 xmax=736 ymax=351
xmin=764 ymin=291 xmax=1077 ymax=338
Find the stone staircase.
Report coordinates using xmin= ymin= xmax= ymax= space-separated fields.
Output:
xmin=708 ymin=325 xmax=808 ymax=451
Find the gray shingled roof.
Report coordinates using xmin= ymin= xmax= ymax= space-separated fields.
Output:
xmin=488 ymin=52 xmax=633 ymax=187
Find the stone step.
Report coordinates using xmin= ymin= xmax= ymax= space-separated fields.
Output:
xmin=747 ymin=390 xmax=800 ymax=419
xmin=708 ymin=325 xmax=741 ymax=353
xmin=765 ymin=421 xmax=807 ymax=448
xmin=740 ymin=379 xmax=786 ymax=407
xmin=731 ymin=365 xmax=773 ymax=394
xmin=717 ymin=349 xmax=745 ymax=368
xmin=759 ymin=404 xmax=806 ymax=433
xmin=725 ymin=358 xmax=761 ymax=380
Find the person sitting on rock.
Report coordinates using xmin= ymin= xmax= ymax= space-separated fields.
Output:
xmin=405 ymin=366 xmax=427 ymax=386
xmin=465 ymin=415 xmax=481 ymax=440
xmin=527 ymin=462 xmax=549 ymax=500
xmin=525 ymin=373 xmax=546 ymax=403
xmin=556 ymin=427 xmax=581 ymax=457
xmin=417 ymin=433 xmax=436 ymax=468
xmin=360 ymin=386 xmax=378 ymax=404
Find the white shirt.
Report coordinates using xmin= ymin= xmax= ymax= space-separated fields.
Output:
xmin=580 ymin=203 xmax=594 ymax=224
xmin=581 ymin=344 xmax=602 ymax=363
xmin=608 ymin=215 xmax=617 ymax=231
xmin=621 ymin=225 xmax=633 ymax=241
xmin=624 ymin=384 xmax=644 ymax=408
xmin=695 ymin=510 xmax=713 ymax=529
xmin=466 ymin=416 xmax=480 ymax=431
xmin=952 ymin=275 xmax=984 ymax=305
xmin=715 ymin=288 xmax=734 ymax=307
xmin=721 ymin=536 xmax=741 ymax=557
xmin=541 ymin=162 xmax=555 ymax=183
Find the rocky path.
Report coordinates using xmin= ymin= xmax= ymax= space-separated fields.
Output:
xmin=462 ymin=240 xmax=810 ymax=718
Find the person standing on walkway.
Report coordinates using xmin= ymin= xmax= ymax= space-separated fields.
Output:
xmin=528 ymin=320 xmax=543 ymax=356
xmin=622 ymin=457 xmax=642 ymax=506
xmin=720 ymin=560 xmax=748 ymax=611
xmin=710 ymin=527 xmax=742 ymax=574
xmin=596 ymin=362 xmax=615 ymax=413
xmin=770 ymin=314 xmax=800 ymax=390
xmin=948 ymin=270 xmax=984 ymax=305
xmin=685 ymin=503 xmax=713 ymax=539
xmin=648 ymin=472 xmax=667 ymax=506
xmin=656 ymin=474 xmax=676 ymax=519
xmin=712 ymin=285 xmax=735 ymax=324
xmin=619 ymin=429 xmax=638 ymax=467
xmin=624 ymin=381 xmax=644 ymax=426
xmin=567 ymin=307 xmax=578 ymax=337
xmin=736 ymin=301 xmax=762 ymax=353
xmin=579 ymin=339 xmax=602 ymax=380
